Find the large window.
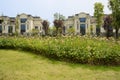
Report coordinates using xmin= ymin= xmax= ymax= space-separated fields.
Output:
xmin=79 ymin=18 xmax=86 ymax=22
xmin=20 ymin=18 xmax=27 ymax=23
xmin=8 ymin=26 xmax=13 ymax=33
xmin=0 ymin=25 xmax=2 ymax=33
xmin=0 ymin=20 xmax=3 ymax=24
xmin=21 ymin=24 xmax=26 ymax=34
xmin=80 ymin=24 xmax=86 ymax=35
xmin=35 ymin=26 xmax=38 ymax=30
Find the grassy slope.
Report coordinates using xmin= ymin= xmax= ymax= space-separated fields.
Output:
xmin=0 ymin=49 xmax=120 ymax=80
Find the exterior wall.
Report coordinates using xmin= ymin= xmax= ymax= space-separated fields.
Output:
xmin=17 ymin=13 xmax=43 ymax=34
xmin=33 ymin=18 xmax=43 ymax=33
xmin=27 ymin=18 xmax=33 ymax=32
xmin=64 ymin=12 xmax=91 ymax=35
xmin=17 ymin=13 xmax=31 ymax=33
xmin=90 ymin=17 xmax=97 ymax=34
xmin=0 ymin=13 xmax=43 ymax=34
xmin=0 ymin=16 xmax=15 ymax=34
xmin=78 ymin=13 xmax=91 ymax=34
xmin=64 ymin=12 xmax=106 ymax=35
xmin=64 ymin=18 xmax=74 ymax=33
xmin=3 ymin=17 xmax=9 ymax=33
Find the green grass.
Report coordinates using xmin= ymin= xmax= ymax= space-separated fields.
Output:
xmin=0 ymin=49 xmax=120 ymax=80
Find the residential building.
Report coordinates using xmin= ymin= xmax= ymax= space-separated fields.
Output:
xmin=0 ymin=16 xmax=15 ymax=34
xmin=0 ymin=13 xmax=43 ymax=35
xmin=64 ymin=12 xmax=105 ymax=35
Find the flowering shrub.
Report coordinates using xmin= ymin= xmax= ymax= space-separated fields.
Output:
xmin=0 ymin=36 xmax=120 ymax=65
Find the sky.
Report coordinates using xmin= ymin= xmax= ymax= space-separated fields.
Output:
xmin=0 ymin=0 xmax=111 ymax=25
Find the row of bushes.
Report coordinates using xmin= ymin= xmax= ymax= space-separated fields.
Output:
xmin=0 ymin=36 xmax=120 ymax=65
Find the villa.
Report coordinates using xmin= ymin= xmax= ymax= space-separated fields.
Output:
xmin=0 ymin=13 xmax=43 ymax=35
xmin=0 ymin=12 xmax=111 ymax=36
xmin=64 ymin=12 xmax=106 ymax=35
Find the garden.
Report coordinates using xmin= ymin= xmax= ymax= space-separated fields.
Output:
xmin=0 ymin=36 xmax=120 ymax=66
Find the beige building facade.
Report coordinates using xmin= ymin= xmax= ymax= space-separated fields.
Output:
xmin=0 ymin=16 xmax=16 ymax=34
xmin=64 ymin=12 xmax=105 ymax=35
xmin=0 ymin=13 xmax=43 ymax=35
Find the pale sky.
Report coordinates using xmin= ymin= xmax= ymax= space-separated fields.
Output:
xmin=0 ymin=0 xmax=111 ymax=25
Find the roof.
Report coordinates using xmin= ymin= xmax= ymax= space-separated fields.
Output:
xmin=33 ymin=16 xmax=40 ymax=18
xmin=68 ymin=16 xmax=74 ymax=18
xmin=10 ymin=17 xmax=15 ymax=19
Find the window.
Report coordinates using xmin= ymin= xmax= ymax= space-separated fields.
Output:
xmin=8 ymin=26 xmax=13 ymax=33
xmin=79 ymin=18 xmax=86 ymax=22
xmin=0 ymin=20 xmax=3 ymax=24
xmin=20 ymin=18 xmax=27 ymax=23
xmin=21 ymin=24 xmax=26 ymax=34
xmin=0 ymin=25 xmax=2 ymax=33
xmin=69 ymin=26 xmax=72 ymax=28
xmin=80 ymin=24 xmax=86 ymax=35
xmin=35 ymin=26 xmax=38 ymax=30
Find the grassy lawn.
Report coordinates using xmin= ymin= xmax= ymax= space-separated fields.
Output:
xmin=0 ymin=49 xmax=120 ymax=80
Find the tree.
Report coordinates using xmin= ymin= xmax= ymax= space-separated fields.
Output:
xmin=42 ymin=20 xmax=49 ymax=35
xmin=103 ymin=15 xmax=113 ymax=39
xmin=54 ymin=13 xmax=65 ymax=20
xmin=49 ymin=26 xmax=56 ymax=36
xmin=53 ymin=20 xmax=63 ymax=35
xmin=94 ymin=2 xmax=104 ymax=36
xmin=108 ymin=0 xmax=120 ymax=39
xmin=90 ymin=25 xmax=93 ymax=33
xmin=53 ymin=13 xmax=65 ymax=35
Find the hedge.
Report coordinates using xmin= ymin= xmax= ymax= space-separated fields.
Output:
xmin=0 ymin=36 xmax=120 ymax=65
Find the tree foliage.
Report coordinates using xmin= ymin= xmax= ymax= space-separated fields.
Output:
xmin=108 ymin=0 xmax=120 ymax=39
xmin=15 ymin=17 xmax=19 ymax=35
xmin=42 ymin=20 xmax=49 ymax=35
xmin=103 ymin=15 xmax=113 ymax=38
xmin=54 ymin=13 xmax=65 ymax=20
xmin=94 ymin=2 xmax=104 ymax=36
xmin=53 ymin=13 xmax=65 ymax=35
xmin=53 ymin=20 xmax=63 ymax=35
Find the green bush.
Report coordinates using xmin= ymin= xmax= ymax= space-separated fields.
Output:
xmin=0 ymin=36 xmax=120 ymax=65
